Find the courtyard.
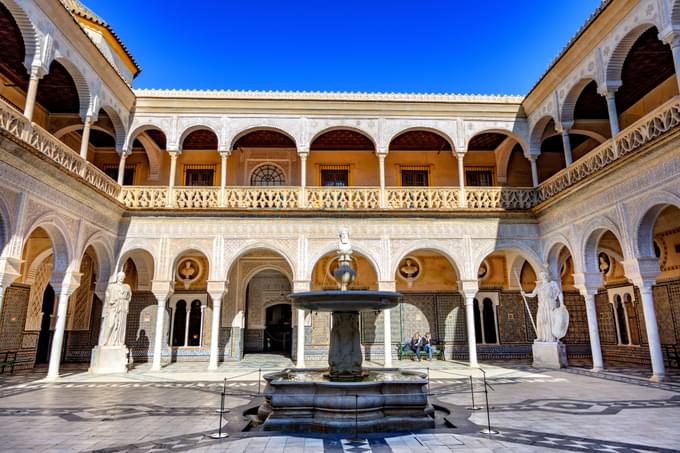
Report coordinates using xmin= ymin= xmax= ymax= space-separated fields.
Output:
xmin=0 ymin=358 xmax=678 ymax=452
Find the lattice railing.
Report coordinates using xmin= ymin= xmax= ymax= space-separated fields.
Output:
xmin=466 ymin=187 xmax=537 ymax=210
xmin=0 ymin=98 xmax=120 ymax=198
xmin=386 ymin=187 xmax=460 ymax=209
xmin=536 ymin=96 xmax=680 ymax=203
xmin=119 ymin=186 xmax=168 ymax=208
xmin=175 ymin=187 xmax=220 ymax=208
xmin=223 ymin=187 xmax=300 ymax=209
xmin=306 ymin=187 xmax=380 ymax=210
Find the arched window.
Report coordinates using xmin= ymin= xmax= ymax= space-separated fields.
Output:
xmin=473 ymin=298 xmax=483 ymax=344
xmin=482 ymin=298 xmax=498 ymax=344
xmin=250 ymin=164 xmax=285 ymax=186
xmin=614 ymin=295 xmax=629 ymax=345
xmin=472 ymin=294 xmax=499 ymax=344
xmin=172 ymin=300 xmax=187 ymax=347
xmin=188 ymin=300 xmax=202 ymax=346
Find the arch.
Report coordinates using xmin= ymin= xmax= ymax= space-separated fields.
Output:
xmin=386 ymin=127 xmax=456 ymax=152
xmin=634 ymin=194 xmax=680 ymax=257
xmin=561 ymin=78 xmax=599 ymax=125
xmin=125 ymin=124 xmax=169 ymax=151
xmin=390 ymin=242 xmax=463 ymax=281
xmin=309 ymin=126 xmax=376 ymax=149
xmin=606 ymin=23 xmax=658 ymax=83
xmin=307 ymin=241 xmax=382 ymax=282
xmin=474 ymin=241 xmax=543 ymax=280
xmin=53 ymin=124 xmax=115 ymax=141
xmin=170 ymin=247 xmax=212 ymax=282
xmin=529 ymin=115 xmax=557 ymax=155
xmin=230 ymin=126 xmax=298 ymax=151
xmin=99 ymin=105 xmax=127 ymax=151
xmin=80 ymin=233 xmax=115 ymax=284
xmin=116 ymin=248 xmax=155 ymax=289
xmin=467 ymin=128 xmax=528 ymax=154
xmin=51 ymin=56 xmax=91 ymax=118
xmin=0 ymin=194 xmax=11 ymax=256
xmin=22 ymin=218 xmax=73 ymax=275
xmin=0 ymin=0 xmax=39 ymax=68
xmin=581 ymin=219 xmax=625 ymax=275
xmin=225 ymin=243 xmax=297 ymax=283
xmin=24 ymin=248 xmax=52 ymax=285
xmin=544 ymin=239 xmax=575 ymax=281
xmin=178 ymin=124 xmax=220 ymax=151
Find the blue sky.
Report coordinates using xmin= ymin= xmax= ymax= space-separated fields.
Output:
xmin=86 ymin=1 xmax=602 ymax=94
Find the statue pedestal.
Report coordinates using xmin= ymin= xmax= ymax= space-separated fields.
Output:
xmin=532 ymin=341 xmax=567 ymax=369
xmin=90 ymin=345 xmax=129 ymax=374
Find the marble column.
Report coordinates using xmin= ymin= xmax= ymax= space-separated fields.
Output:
xmin=378 ymin=152 xmax=386 ymax=208
xmin=299 ymin=152 xmax=308 ymax=208
xmin=167 ymin=151 xmax=179 ymax=207
xmin=464 ymin=296 xmax=478 ymax=367
xmin=383 ymin=307 xmax=392 ymax=367
xmin=79 ymin=116 xmax=93 ymax=160
xmin=219 ymin=151 xmax=229 ymax=207
xmin=183 ymin=306 xmax=190 ymax=346
xmin=117 ymin=152 xmax=128 ymax=185
xmin=23 ymin=67 xmax=44 ymax=121
xmin=604 ymin=91 xmax=620 ymax=137
xmin=456 ymin=152 xmax=466 ymax=207
xmin=151 ymin=284 xmax=172 ymax=371
xmin=560 ymin=131 xmax=573 ymax=166
xmin=638 ymin=286 xmax=666 ymax=381
xmin=47 ymin=273 xmax=80 ymax=379
xmin=582 ymin=290 xmax=604 ymax=371
xmin=208 ymin=289 xmax=224 ymax=370
xmin=528 ymin=156 xmax=539 ymax=187
xmin=296 ymin=308 xmax=305 ymax=368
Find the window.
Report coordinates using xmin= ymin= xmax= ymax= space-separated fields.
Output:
xmin=320 ymin=165 xmax=350 ymax=186
xmin=607 ymin=287 xmax=637 ymax=346
xmin=400 ymin=166 xmax=430 ymax=186
xmin=104 ymin=165 xmax=135 ymax=185
xmin=184 ymin=164 xmax=215 ymax=186
xmin=465 ymin=167 xmax=494 ymax=186
xmin=472 ymin=293 xmax=499 ymax=344
xmin=251 ymin=164 xmax=286 ymax=186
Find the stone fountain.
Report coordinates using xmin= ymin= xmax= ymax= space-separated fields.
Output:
xmin=257 ymin=229 xmax=434 ymax=433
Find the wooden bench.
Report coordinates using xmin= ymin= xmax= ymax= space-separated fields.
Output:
xmin=397 ymin=343 xmax=445 ymax=361
xmin=0 ymin=351 xmax=17 ymax=374
xmin=663 ymin=344 xmax=680 ymax=368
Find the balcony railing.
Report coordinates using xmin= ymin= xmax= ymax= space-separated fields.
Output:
xmin=536 ymin=95 xmax=680 ymax=203
xmin=2 ymin=95 xmax=680 ymax=212
xmin=0 ymin=98 xmax=120 ymax=198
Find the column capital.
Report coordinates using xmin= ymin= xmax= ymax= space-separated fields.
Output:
xmin=598 ymin=81 xmax=622 ymax=97
xmin=454 ymin=150 xmax=466 ymax=160
xmin=207 ymin=280 xmax=227 ymax=301
xmin=375 ymin=146 xmax=388 ymax=158
xmin=27 ymin=63 xmax=47 ymax=80
xmin=51 ymin=272 xmax=82 ymax=297
xmin=622 ymin=257 xmax=660 ymax=289
xmin=150 ymin=280 xmax=174 ymax=301
xmin=378 ymin=280 xmax=396 ymax=292
xmin=660 ymin=28 xmax=680 ymax=48
xmin=167 ymin=149 xmax=181 ymax=157
xmin=458 ymin=279 xmax=479 ymax=299
xmin=0 ymin=256 xmax=22 ymax=288
xmin=218 ymin=149 xmax=231 ymax=158
xmin=298 ymin=144 xmax=310 ymax=155
xmin=556 ymin=121 xmax=574 ymax=134
xmin=293 ymin=280 xmax=311 ymax=292
xmin=573 ymin=272 xmax=602 ymax=297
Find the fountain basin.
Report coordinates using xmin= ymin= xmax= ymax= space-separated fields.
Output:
xmin=258 ymin=368 xmax=434 ymax=433
xmin=290 ymin=290 xmax=400 ymax=312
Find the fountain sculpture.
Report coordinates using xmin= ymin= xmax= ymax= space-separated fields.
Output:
xmin=258 ymin=229 xmax=434 ymax=433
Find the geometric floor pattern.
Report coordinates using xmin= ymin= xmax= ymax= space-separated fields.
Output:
xmin=0 ymin=360 xmax=679 ymax=452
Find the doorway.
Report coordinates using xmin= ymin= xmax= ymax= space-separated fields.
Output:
xmin=265 ymin=304 xmax=292 ymax=355
xmin=36 ymin=284 xmax=55 ymax=364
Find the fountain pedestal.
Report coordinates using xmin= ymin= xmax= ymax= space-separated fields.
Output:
xmin=258 ymin=290 xmax=435 ymax=433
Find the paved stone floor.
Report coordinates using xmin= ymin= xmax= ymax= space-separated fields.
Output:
xmin=0 ymin=357 xmax=679 ymax=452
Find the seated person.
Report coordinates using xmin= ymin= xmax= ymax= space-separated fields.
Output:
xmin=410 ymin=332 xmax=423 ymax=361
xmin=419 ymin=332 xmax=433 ymax=361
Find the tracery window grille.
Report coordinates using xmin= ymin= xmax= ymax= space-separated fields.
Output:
xmin=104 ymin=164 xmax=135 ymax=185
xmin=320 ymin=164 xmax=350 ymax=187
xmin=472 ymin=296 xmax=499 ymax=344
xmin=465 ymin=167 xmax=495 ymax=186
xmin=400 ymin=166 xmax=430 ymax=186
xmin=184 ymin=164 xmax=216 ymax=186
xmin=250 ymin=164 xmax=286 ymax=186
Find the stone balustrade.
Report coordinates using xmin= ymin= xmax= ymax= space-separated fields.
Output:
xmin=0 ymin=98 xmax=120 ymax=198
xmin=3 ymin=95 xmax=680 ymax=212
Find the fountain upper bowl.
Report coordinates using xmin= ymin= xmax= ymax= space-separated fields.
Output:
xmin=290 ymin=290 xmax=400 ymax=312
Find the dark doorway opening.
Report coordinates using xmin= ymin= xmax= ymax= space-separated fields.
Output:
xmin=265 ymin=304 xmax=292 ymax=355
xmin=36 ymin=284 xmax=55 ymax=364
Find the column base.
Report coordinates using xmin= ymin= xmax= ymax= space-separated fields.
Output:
xmin=591 ymin=367 xmax=604 ymax=373
xmin=532 ymin=341 xmax=568 ymax=369
xmin=90 ymin=346 xmax=129 ymax=374
xmin=650 ymin=374 xmax=666 ymax=383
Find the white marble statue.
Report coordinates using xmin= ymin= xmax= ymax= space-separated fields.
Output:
xmin=522 ymin=272 xmax=569 ymax=342
xmin=338 ymin=228 xmax=353 ymax=260
xmin=99 ymin=271 xmax=132 ymax=346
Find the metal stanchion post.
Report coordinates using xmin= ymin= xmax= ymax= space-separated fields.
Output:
xmin=466 ymin=376 xmax=481 ymax=410
xmin=209 ymin=390 xmax=229 ymax=439
xmin=427 ymin=367 xmax=430 ymax=395
xmin=258 ymin=367 xmax=262 ymax=395
xmin=479 ymin=369 xmax=498 ymax=435
xmin=215 ymin=377 xmax=230 ymax=414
